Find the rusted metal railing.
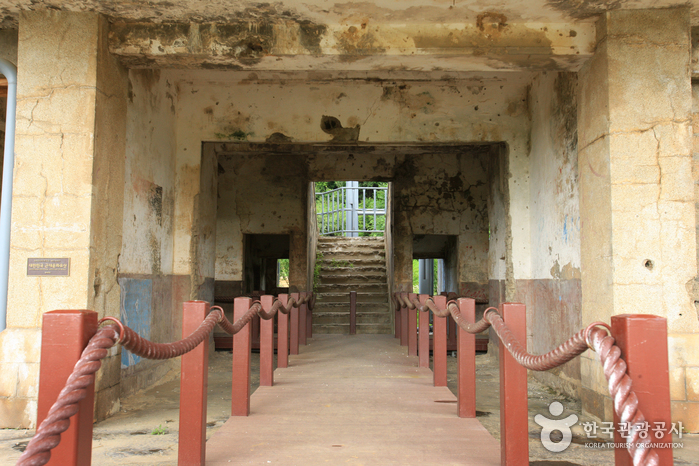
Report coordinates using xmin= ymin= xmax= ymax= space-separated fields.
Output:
xmin=393 ymin=292 xmax=672 ymax=466
xmin=18 ymin=292 xmax=313 ymax=466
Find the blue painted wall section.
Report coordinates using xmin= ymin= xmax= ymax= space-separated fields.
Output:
xmin=119 ymin=278 xmax=153 ymax=368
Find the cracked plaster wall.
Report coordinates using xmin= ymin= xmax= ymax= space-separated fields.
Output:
xmin=1 ymin=11 xmax=128 ymax=427
xmin=578 ymin=8 xmax=699 ymax=430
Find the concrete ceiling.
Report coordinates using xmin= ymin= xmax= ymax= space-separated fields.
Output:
xmin=1 ymin=1 xmax=695 ymax=73
xmin=0 ymin=0 xmax=695 ymax=25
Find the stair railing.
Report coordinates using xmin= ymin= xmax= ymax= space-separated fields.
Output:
xmin=316 ymin=183 xmax=387 ymax=236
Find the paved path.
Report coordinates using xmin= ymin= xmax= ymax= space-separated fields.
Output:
xmin=206 ymin=334 xmax=499 ymax=465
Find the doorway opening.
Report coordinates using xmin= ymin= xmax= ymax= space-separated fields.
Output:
xmin=315 ymin=181 xmax=389 ymax=237
xmin=244 ymin=234 xmax=291 ymax=295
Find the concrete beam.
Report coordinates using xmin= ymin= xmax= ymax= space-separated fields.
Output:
xmin=109 ymin=20 xmax=595 ymax=72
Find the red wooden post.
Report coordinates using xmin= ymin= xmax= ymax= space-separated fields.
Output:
xmin=611 ymin=315 xmax=673 ymax=466
xmin=457 ymin=298 xmax=476 ymax=418
xmin=251 ymin=314 xmax=260 ymax=350
xmin=306 ymin=293 xmax=313 ymax=339
xmin=433 ymin=295 xmax=447 ymax=387
xmin=232 ymin=297 xmax=252 ymax=416
xmin=37 ymin=310 xmax=97 ymax=466
xmin=299 ymin=291 xmax=308 ymax=346
xmin=448 ymin=314 xmax=457 ymax=350
xmin=395 ymin=297 xmax=401 ymax=339
xmin=349 ymin=291 xmax=357 ymax=335
xmin=499 ymin=302 xmax=528 ymax=466
xmin=400 ymin=292 xmax=408 ymax=347
xmin=179 ymin=301 xmax=210 ymax=466
xmin=289 ymin=292 xmax=300 ymax=355
xmin=277 ymin=294 xmax=290 ymax=368
xmin=260 ymin=295 xmax=274 ymax=387
xmin=418 ymin=294 xmax=430 ymax=368
xmin=408 ymin=292 xmax=418 ymax=356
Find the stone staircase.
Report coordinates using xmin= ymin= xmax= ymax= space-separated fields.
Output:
xmin=313 ymin=236 xmax=392 ymax=334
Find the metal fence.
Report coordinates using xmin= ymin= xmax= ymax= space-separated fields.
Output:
xmin=316 ymin=182 xmax=387 ymax=236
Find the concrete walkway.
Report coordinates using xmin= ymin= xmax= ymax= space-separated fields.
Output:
xmin=206 ymin=334 xmax=500 ymax=465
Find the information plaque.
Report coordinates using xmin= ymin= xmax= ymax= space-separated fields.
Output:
xmin=27 ymin=258 xmax=70 ymax=276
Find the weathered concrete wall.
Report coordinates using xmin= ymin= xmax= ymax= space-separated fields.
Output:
xmin=1 ymin=11 xmax=128 ymax=427
xmin=519 ymin=71 xmax=581 ymax=398
xmin=192 ymin=143 xmax=217 ymax=301
xmin=487 ymin=144 xmax=509 ymax=309
xmin=393 ymin=150 xmax=490 ymax=297
xmin=578 ymin=8 xmax=699 ymax=430
xmin=117 ymin=67 xmax=182 ymax=399
xmin=215 ymin=150 xmax=308 ymax=292
xmin=90 ymin=16 xmax=128 ymax=419
xmin=174 ymin=71 xmax=531 ymax=301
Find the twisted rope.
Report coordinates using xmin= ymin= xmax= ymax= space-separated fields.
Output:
xmin=16 ymin=325 xmax=120 ymax=466
xmin=16 ymin=292 xmax=310 ymax=466
xmin=588 ymin=327 xmax=659 ymax=466
xmin=395 ymin=292 xmax=662 ymax=466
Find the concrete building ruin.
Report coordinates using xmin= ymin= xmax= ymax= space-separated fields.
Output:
xmin=0 ymin=0 xmax=698 ymax=434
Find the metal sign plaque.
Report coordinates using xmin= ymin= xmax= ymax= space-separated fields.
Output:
xmin=27 ymin=258 xmax=70 ymax=276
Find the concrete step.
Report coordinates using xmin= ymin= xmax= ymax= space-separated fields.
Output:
xmin=316 ymin=292 xmax=388 ymax=304
xmin=319 ymin=273 xmax=387 ymax=285
xmin=312 ymin=323 xmax=393 ymax=335
xmin=317 ymin=244 xmax=385 ymax=254
xmin=315 ymin=283 xmax=387 ymax=294
xmin=318 ymin=253 xmax=385 ymax=264
xmin=317 ymin=237 xmax=384 ymax=244
xmin=312 ymin=302 xmax=389 ymax=313
xmin=320 ymin=257 xmax=385 ymax=268
xmin=313 ymin=312 xmax=391 ymax=325
xmin=320 ymin=266 xmax=386 ymax=276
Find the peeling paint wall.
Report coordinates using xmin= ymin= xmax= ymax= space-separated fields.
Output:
xmin=118 ymin=67 xmax=182 ymax=399
xmin=519 ymin=71 xmax=581 ymax=398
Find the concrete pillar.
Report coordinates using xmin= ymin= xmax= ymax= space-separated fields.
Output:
xmin=578 ymin=8 xmax=699 ymax=429
xmin=0 ymin=11 xmax=127 ymax=427
xmin=393 ymin=210 xmax=413 ymax=294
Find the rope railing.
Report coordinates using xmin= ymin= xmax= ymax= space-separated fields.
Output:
xmin=393 ymin=291 xmax=667 ymax=466
xmin=18 ymin=292 xmax=313 ymax=466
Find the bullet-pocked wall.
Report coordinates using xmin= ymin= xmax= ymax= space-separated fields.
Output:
xmin=170 ymin=69 xmax=533 ymax=307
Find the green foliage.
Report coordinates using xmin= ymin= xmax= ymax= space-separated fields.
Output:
xmin=277 ymin=258 xmax=289 ymax=286
xmin=329 ymin=259 xmax=353 ymax=268
xmin=151 ymin=424 xmax=167 ymax=435
xmin=315 ymin=181 xmax=389 ymax=237
xmin=412 ymin=259 xmax=439 ymax=294
xmin=412 ymin=259 xmax=419 ymax=294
